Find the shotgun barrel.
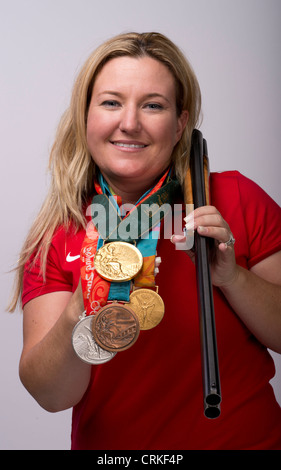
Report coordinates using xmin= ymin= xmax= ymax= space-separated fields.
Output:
xmin=189 ymin=129 xmax=221 ymax=418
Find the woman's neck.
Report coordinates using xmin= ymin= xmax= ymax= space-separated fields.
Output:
xmin=101 ymin=175 xmax=154 ymax=205
xmin=98 ymin=167 xmax=170 ymax=205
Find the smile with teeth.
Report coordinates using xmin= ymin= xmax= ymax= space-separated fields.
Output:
xmin=111 ymin=141 xmax=147 ymax=149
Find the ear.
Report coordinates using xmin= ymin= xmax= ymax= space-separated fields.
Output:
xmin=175 ymin=110 xmax=189 ymax=143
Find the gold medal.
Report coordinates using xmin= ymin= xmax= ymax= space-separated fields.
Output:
xmin=128 ymin=288 xmax=165 ymax=330
xmin=94 ymin=241 xmax=143 ymax=282
xmin=92 ymin=302 xmax=140 ymax=352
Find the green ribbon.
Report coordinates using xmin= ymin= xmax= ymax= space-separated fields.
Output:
xmin=91 ymin=178 xmax=180 ymax=243
xmin=92 ymin=173 xmax=181 ymax=302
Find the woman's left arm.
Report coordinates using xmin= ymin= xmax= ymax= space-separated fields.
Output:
xmin=219 ymin=251 xmax=281 ymax=354
xmin=173 ymin=205 xmax=281 ymax=353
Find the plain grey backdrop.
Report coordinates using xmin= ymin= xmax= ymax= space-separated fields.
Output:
xmin=1 ymin=0 xmax=280 ymax=450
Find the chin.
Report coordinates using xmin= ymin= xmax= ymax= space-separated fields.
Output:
xmin=101 ymin=161 xmax=170 ymax=188
xmin=108 ymin=166 xmax=149 ymax=181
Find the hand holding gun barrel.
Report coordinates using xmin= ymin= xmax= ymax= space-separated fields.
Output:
xmin=185 ymin=129 xmax=222 ymax=418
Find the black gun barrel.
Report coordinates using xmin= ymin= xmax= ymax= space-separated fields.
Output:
xmin=189 ymin=129 xmax=221 ymax=419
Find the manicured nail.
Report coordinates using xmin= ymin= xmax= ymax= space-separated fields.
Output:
xmin=185 ymin=221 xmax=194 ymax=231
xmin=184 ymin=213 xmax=193 ymax=223
xmin=170 ymin=234 xmax=186 ymax=243
xmin=198 ymin=225 xmax=207 ymax=233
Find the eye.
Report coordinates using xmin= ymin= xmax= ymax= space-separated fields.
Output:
xmin=144 ymin=103 xmax=164 ymax=111
xmin=101 ymin=100 xmax=120 ymax=108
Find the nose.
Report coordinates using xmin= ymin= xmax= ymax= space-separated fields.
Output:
xmin=119 ymin=105 xmax=141 ymax=134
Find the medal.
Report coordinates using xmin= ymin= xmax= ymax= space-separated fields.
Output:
xmin=72 ymin=314 xmax=116 ymax=364
xmin=128 ymin=288 xmax=165 ymax=330
xmin=78 ymin=171 xmax=175 ymax=358
xmin=92 ymin=302 xmax=140 ymax=352
xmin=94 ymin=241 xmax=143 ymax=282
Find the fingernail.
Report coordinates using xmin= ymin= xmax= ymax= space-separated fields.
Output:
xmin=184 ymin=213 xmax=193 ymax=223
xmin=198 ymin=225 xmax=207 ymax=233
xmin=155 ymin=257 xmax=162 ymax=267
xmin=185 ymin=221 xmax=194 ymax=231
xmin=171 ymin=234 xmax=186 ymax=243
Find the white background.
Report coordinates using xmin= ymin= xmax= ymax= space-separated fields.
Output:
xmin=1 ymin=0 xmax=280 ymax=450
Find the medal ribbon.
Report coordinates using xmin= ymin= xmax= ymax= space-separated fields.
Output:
xmin=80 ymin=170 xmax=180 ymax=315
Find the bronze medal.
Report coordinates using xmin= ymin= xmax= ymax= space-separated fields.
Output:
xmin=92 ymin=303 xmax=140 ymax=352
xmin=128 ymin=288 xmax=165 ymax=330
xmin=94 ymin=241 xmax=143 ymax=282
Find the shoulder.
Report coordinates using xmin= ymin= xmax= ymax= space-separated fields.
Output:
xmin=210 ymin=170 xmax=279 ymax=208
xmin=210 ymin=171 xmax=281 ymax=268
xmin=47 ymin=224 xmax=85 ymax=274
xmin=209 ymin=171 xmax=244 ymax=214
xmin=51 ymin=223 xmax=85 ymax=250
xmin=210 ymin=169 xmax=281 ymax=229
xmin=210 ymin=170 xmax=255 ymax=189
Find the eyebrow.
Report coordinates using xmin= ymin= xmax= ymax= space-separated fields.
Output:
xmin=97 ymin=91 xmax=171 ymax=104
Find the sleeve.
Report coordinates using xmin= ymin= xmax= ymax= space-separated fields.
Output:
xmin=237 ymin=173 xmax=281 ymax=268
xmin=22 ymin=229 xmax=73 ymax=308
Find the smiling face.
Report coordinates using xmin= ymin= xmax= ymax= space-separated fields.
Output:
xmin=86 ymin=56 xmax=188 ymax=201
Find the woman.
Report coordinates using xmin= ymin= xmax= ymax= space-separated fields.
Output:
xmin=10 ymin=32 xmax=281 ymax=450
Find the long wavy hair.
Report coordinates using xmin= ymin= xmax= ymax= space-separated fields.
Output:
xmin=9 ymin=31 xmax=201 ymax=311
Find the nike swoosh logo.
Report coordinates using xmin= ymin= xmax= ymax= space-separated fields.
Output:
xmin=66 ymin=252 xmax=80 ymax=262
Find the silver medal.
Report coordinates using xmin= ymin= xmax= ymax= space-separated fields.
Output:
xmin=72 ymin=314 xmax=116 ymax=365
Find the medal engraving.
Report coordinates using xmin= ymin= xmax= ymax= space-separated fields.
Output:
xmin=129 ymin=288 xmax=165 ymax=330
xmin=92 ymin=303 xmax=140 ymax=352
xmin=94 ymin=241 xmax=143 ymax=282
xmin=72 ymin=315 xmax=116 ymax=364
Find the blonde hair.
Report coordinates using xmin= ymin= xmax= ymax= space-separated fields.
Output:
xmin=8 ymin=31 xmax=201 ymax=312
